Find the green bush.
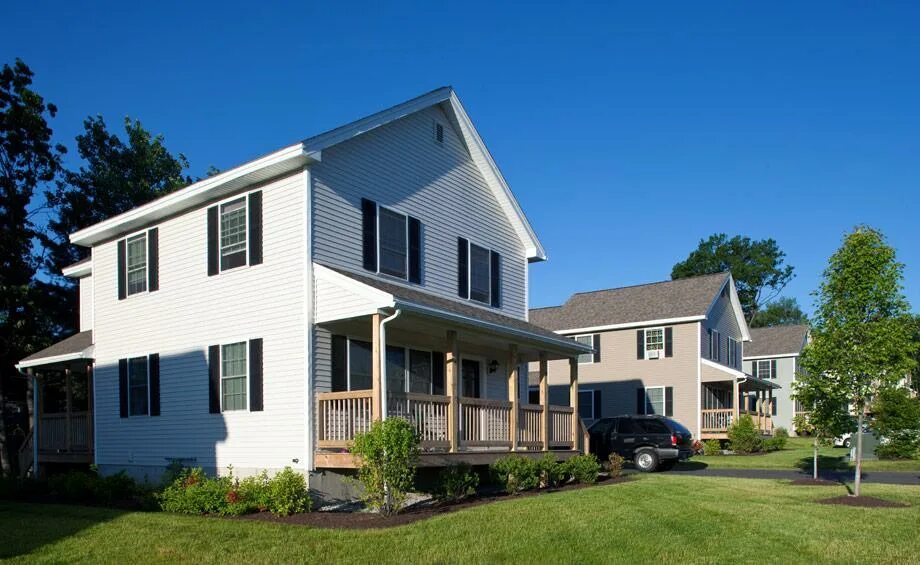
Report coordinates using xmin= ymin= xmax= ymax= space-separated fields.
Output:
xmin=765 ymin=428 xmax=789 ymax=452
xmin=351 ymin=418 xmax=420 ymax=515
xmin=158 ymin=468 xmax=234 ymax=515
xmin=792 ymin=414 xmax=813 ymax=436
xmin=875 ymin=431 xmax=920 ymax=460
xmin=491 ymin=455 xmax=539 ymax=493
xmin=703 ymin=439 xmax=723 ymax=456
xmin=606 ymin=453 xmax=625 ymax=479
xmin=266 ymin=467 xmax=310 ymax=516
xmin=436 ymin=463 xmax=479 ymax=503
xmin=536 ymin=453 xmax=566 ymax=488
xmin=564 ymin=454 xmax=600 ymax=484
xmin=727 ymin=415 xmax=764 ymax=454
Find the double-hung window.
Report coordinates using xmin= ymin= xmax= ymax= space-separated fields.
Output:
xmin=757 ymin=359 xmax=773 ymax=379
xmin=378 ymin=207 xmax=408 ymax=279
xmin=220 ymin=197 xmax=248 ymax=271
xmin=221 ymin=342 xmax=248 ymax=411
xmin=469 ymin=242 xmax=491 ymax=304
xmin=345 ymin=339 xmax=438 ymax=395
xmin=709 ymin=329 xmax=721 ymax=361
xmin=644 ymin=386 xmax=665 ymax=415
xmin=128 ymin=356 xmax=149 ymax=416
xmin=645 ymin=328 xmax=664 ymax=358
xmin=578 ymin=389 xmax=597 ymax=420
xmin=576 ymin=335 xmax=595 ymax=364
xmin=126 ymin=233 xmax=148 ymax=295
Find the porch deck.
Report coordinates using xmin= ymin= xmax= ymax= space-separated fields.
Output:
xmin=700 ymin=408 xmax=774 ymax=440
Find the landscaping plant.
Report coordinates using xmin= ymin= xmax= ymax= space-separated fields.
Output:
xmin=727 ymin=415 xmax=763 ymax=454
xmin=702 ymin=439 xmax=723 ymax=456
xmin=606 ymin=453 xmax=625 ymax=479
xmin=536 ymin=453 xmax=566 ymax=488
xmin=564 ymin=454 xmax=601 ymax=484
xmin=491 ymin=455 xmax=539 ymax=494
xmin=871 ymin=388 xmax=920 ymax=460
xmin=351 ymin=418 xmax=420 ymax=515
xmin=266 ymin=468 xmax=310 ymax=516
xmin=436 ymin=463 xmax=479 ymax=503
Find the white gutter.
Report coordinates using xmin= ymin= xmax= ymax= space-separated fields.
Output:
xmin=554 ymin=316 xmax=706 ymax=336
xmin=378 ymin=309 xmax=402 ymax=420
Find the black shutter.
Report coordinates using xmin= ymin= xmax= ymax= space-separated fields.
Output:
xmin=771 ymin=359 xmax=777 ymax=379
xmin=249 ymin=338 xmax=263 ymax=411
xmin=331 ymin=335 xmax=347 ymax=392
xmin=457 ymin=237 xmax=469 ymax=299
xmin=207 ymin=206 xmax=219 ymax=276
xmin=361 ymin=198 xmax=377 ymax=271
xmin=117 ymin=240 xmax=127 ymax=300
xmin=147 ymin=228 xmax=159 ymax=292
xmin=636 ymin=330 xmax=645 ymax=359
xmin=707 ymin=329 xmax=713 ymax=359
xmin=490 ymin=250 xmax=502 ymax=307
xmin=432 ymin=351 xmax=445 ymax=395
xmin=593 ymin=334 xmax=601 ymax=363
xmin=408 ymin=216 xmax=421 ymax=283
xmin=248 ymin=191 xmax=263 ymax=266
xmin=118 ymin=358 xmax=128 ymax=418
xmin=664 ymin=327 xmax=673 ymax=358
xmin=208 ymin=345 xmax=220 ymax=413
xmin=149 ymin=353 xmax=160 ymax=416
xmin=665 ymin=387 xmax=674 ymax=417
xmin=716 ymin=332 xmax=721 ymax=362
xmin=636 ymin=388 xmax=645 ymax=414
xmin=593 ymin=389 xmax=602 ymax=420
xmin=751 ymin=361 xmax=758 ymax=378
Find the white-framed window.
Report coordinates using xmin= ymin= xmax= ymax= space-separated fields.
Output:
xmin=127 ymin=355 xmax=149 ymax=417
xmin=579 ymin=389 xmax=597 ymax=420
xmin=469 ymin=242 xmax=491 ymax=304
xmin=125 ymin=233 xmax=148 ymax=296
xmin=378 ymin=205 xmax=408 ymax=279
xmin=220 ymin=197 xmax=248 ymax=271
xmin=709 ymin=329 xmax=721 ymax=361
xmin=645 ymin=328 xmax=664 ymax=359
xmin=757 ymin=359 xmax=773 ymax=379
xmin=726 ymin=338 xmax=736 ymax=367
xmin=221 ymin=341 xmax=248 ymax=411
xmin=643 ymin=386 xmax=666 ymax=415
xmin=575 ymin=335 xmax=596 ymax=364
xmin=346 ymin=338 xmax=439 ymax=394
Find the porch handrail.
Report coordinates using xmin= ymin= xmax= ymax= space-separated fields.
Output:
xmin=460 ymin=397 xmax=512 ymax=447
xmin=39 ymin=411 xmax=91 ymax=452
xmin=18 ymin=429 xmax=34 ymax=478
xmin=317 ymin=390 xmax=373 ymax=448
xmin=701 ymin=408 xmax=734 ymax=432
xmin=548 ymin=405 xmax=574 ymax=448
xmin=518 ymin=404 xmax=543 ymax=448
xmin=388 ymin=392 xmax=450 ymax=449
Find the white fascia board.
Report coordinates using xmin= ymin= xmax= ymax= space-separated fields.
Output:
xmin=62 ymin=260 xmax=92 ymax=278
xmin=16 ymin=349 xmax=93 ymax=370
xmin=70 ymin=143 xmax=313 ymax=246
xmin=743 ymin=352 xmax=800 ymax=361
xmin=555 ymin=316 xmax=706 ymax=336
xmin=701 ymin=358 xmax=747 ymax=379
xmin=737 ymin=375 xmax=783 ymax=390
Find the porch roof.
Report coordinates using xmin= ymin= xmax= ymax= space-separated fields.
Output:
xmin=17 ymin=331 xmax=94 ymax=369
xmin=314 ymin=263 xmax=592 ymax=356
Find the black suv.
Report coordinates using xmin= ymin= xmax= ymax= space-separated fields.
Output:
xmin=588 ymin=415 xmax=694 ymax=472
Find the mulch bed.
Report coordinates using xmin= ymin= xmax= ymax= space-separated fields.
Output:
xmin=242 ymin=475 xmax=631 ymax=530
xmin=817 ymin=495 xmax=910 ymax=508
xmin=789 ymin=478 xmax=841 ymax=486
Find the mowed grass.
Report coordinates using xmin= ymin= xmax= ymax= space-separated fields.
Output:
xmin=1 ymin=475 xmax=919 ymax=564
xmin=689 ymin=436 xmax=920 ymax=472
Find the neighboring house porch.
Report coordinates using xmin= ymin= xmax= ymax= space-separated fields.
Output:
xmin=15 ymin=331 xmax=95 ymax=476
xmin=312 ymin=265 xmax=591 ymax=468
xmin=700 ymin=359 xmax=780 ymax=439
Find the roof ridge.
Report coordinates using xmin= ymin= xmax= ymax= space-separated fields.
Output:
xmin=568 ymin=271 xmax=729 ymax=298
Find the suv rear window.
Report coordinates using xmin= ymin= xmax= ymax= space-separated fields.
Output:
xmin=669 ymin=420 xmax=691 ymax=435
xmin=633 ymin=418 xmax=670 ymax=434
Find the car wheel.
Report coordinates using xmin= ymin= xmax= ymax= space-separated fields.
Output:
xmin=634 ymin=448 xmax=659 ymax=472
xmin=843 ymin=438 xmax=851 ymax=449
xmin=657 ymin=460 xmax=676 ymax=472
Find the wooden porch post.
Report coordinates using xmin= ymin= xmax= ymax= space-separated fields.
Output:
xmin=569 ymin=358 xmax=579 ymax=450
xmin=65 ymin=367 xmax=73 ymax=452
xmin=732 ymin=379 xmax=740 ymax=424
xmin=507 ymin=345 xmax=519 ymax=452
xmin=371 ymin=313 xmax=382 ymax=422
xmin=446 ymin=330 xmax=459 ymax=453
xmin=539 ymin=353 xmax=549 ymax=451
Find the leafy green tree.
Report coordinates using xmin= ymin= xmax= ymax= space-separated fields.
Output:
xmin=793 ymin=373 xmax=854 ymax=479
xmin=871 ymin=388 xmax=920 ymax=459
xmin=749 ymin=297 xmax=808 ymax=328
xmin=671 ymin=234 xmax=794 ymax=324
xmin=799 ymin=226 xmax=917 ymax=494
xmin=0 ymin=59 xmax=65 ymax=474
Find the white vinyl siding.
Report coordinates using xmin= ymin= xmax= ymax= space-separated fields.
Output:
xmin=701 ymin=283 xmax=744 ymax=368
xmin=79 ymin=275 xmax=93 ymax=331
xmin=310 ymin=104 xmax=528 ymax=320
xmin=125 ymin=234 xmax=147 ymax=296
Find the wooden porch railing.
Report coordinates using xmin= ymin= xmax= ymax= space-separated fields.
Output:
xmin=518 ymin=404 xmax=544 ymax=449
xmin=388 ymin=392 xmax=450 ymax=449
xmin=548 ymin=405 xmax=575 ymax=449
xmin=317 ymin=390 xmax=373 ymax=448
xmin=39 ymin=412 xmax=91 ymax=452
xmin=460 ymin=397 xmax=512 ymax=448
xmin=701 ymin=409 xmax=734 ymax=432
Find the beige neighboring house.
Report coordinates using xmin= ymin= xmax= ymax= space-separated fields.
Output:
xmin=742 ymin=325 xmax=810 ymax=435
xmin=530 ymin=272 xmax=780 ymax=440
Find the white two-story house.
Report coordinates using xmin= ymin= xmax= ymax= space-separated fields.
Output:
xmin=16 ymin=88 xmax=591 ymax=490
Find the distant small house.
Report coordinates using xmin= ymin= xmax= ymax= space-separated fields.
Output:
xmin=742 ymin=325 xmax=809 ymax=435
xmin=530 ymin=273 xmax=780 ymax=440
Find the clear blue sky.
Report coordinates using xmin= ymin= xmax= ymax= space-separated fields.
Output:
xmin=3 ymin=1 xmax=918 ymax=314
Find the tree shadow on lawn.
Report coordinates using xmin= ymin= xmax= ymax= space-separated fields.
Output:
xmin=795 ymin=455 xmax=851 ymax=474
xmin=663 ymin=461 xmax=709 ymax=472
xmin=0 ymin=502 xmax=125 ymax=559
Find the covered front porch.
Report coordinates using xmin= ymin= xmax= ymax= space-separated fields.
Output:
xmin=312 ymin=265 xmax=592 ymax=468
xmin=699 ymin=361 xmax=780 ymax=440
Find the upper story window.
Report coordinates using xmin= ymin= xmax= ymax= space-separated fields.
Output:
xmin=221 ymin=341 xmax=248 ymax=411
xmin=575 ymin=334 xmax=597 ymax=364
xmin=709 ymin=329 xmax=721 ymax=361
xmin=128 ymin=355 xmax=149 ymax=417
xmin=637 ymin=327 xmax=672 ymax=359
xmin=457 ymin=237 xmax=501 ymax=308
xmin=126 ymin=233 xmax=148 ymax=295
xmin=220 ymin=197 xmax=248 ymax=271
xmin=361 ymin=199 xmax=421 ymax=284
xmin=645 ymin=328 xmax=664 ymax=355
xmin=579 ymin=389 xmax=598 ymax=421
xmin=755 ymin=359 xmax=775 ymax=379
xmin=727 ymin=337 xmax=739 ymax=367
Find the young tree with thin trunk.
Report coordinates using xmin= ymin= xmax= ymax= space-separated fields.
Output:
xmin=799 ymin=226 xmax=917 ymax=495
xmin=792 ymin=375 xmax=852 ymax=480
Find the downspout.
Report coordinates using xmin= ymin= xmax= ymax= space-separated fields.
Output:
xmin=378 ymin=308 xmax=402 ymax=421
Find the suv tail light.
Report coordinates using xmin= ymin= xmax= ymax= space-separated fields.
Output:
xmin=671 ymin=434 xmax=678 ymax=447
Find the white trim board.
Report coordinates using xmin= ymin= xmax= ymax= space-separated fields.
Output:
xmin=16 ymin=349 xmax=94 ymax=369
xmin=743 ymin=353 xmax=800 ymax=361
xmin=554 ymin=316 xmax=705 ymax=336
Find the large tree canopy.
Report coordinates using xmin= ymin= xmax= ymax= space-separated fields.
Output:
xmin=44 ymin=115 xmax=191 ymax=273
xmin=799 ymin=226 xmax=917 ymax=495
xmin=749 ymin=297 xmax=809 ymax=328
xmin=671 ymin=233 xmax=794 ymax=324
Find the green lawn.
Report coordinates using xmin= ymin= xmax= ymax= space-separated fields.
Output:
xmin=689 ymin=437 xmax=920 ymax=472
xmin=2 ymin=475 xmax=919 ymax=564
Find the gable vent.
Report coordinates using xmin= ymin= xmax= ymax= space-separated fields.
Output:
xmin=435 ymin=122 xmax=444 ymax=144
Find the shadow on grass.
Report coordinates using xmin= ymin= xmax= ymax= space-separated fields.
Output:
xmin=795 ymin=455 xmax=851 ymax=474
xmin=0 ymin=502 xmax=125 ymax=559
xmin=668 ymin=461 xmax=709 ymax=472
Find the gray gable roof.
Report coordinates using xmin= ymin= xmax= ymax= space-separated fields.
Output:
xmin=744 ymin=325 xmax=809 ymax=357
xmin=530 ymin=272 xmax=730 ymax=332
xmin=19 ymin=331 xmax=93 ymax=365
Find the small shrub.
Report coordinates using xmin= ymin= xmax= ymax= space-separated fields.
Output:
xmin=158 ymin=468 xmax=234 ymax=515
xmin=703 ymin=439 xmax=723 ymax=456
xmin=793 ymin=414 xmax=813 ymax=436
xmin=606 ymin=453 xmax=625 ymax=479
xmin=238 ymin=471 xmax=271 ymax=512
xmin=351 ymin=418 xmax=420 ymax=515
xmin=875 ymin=430 xmax=920 ymax=460
xmin=267 ymin=467 xmax=310 ymax=516
xmin=727 ymin=415 xmax=764 ymax=454
xmin=564 ymin=454 xmax=600 ymax=484
xmin=766 ymin=428 xmax=789 ymax=452
xmin=437 ymin=463 xmax=479 ymax=502
xmin=536 ymin=453 xmax=566 ymax=488
xmin=491 ymin=455 xmax=539 ymax=493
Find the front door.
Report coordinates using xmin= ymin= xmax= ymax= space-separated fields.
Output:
xmin=461 ymin=359 xmax=481 ymax=398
